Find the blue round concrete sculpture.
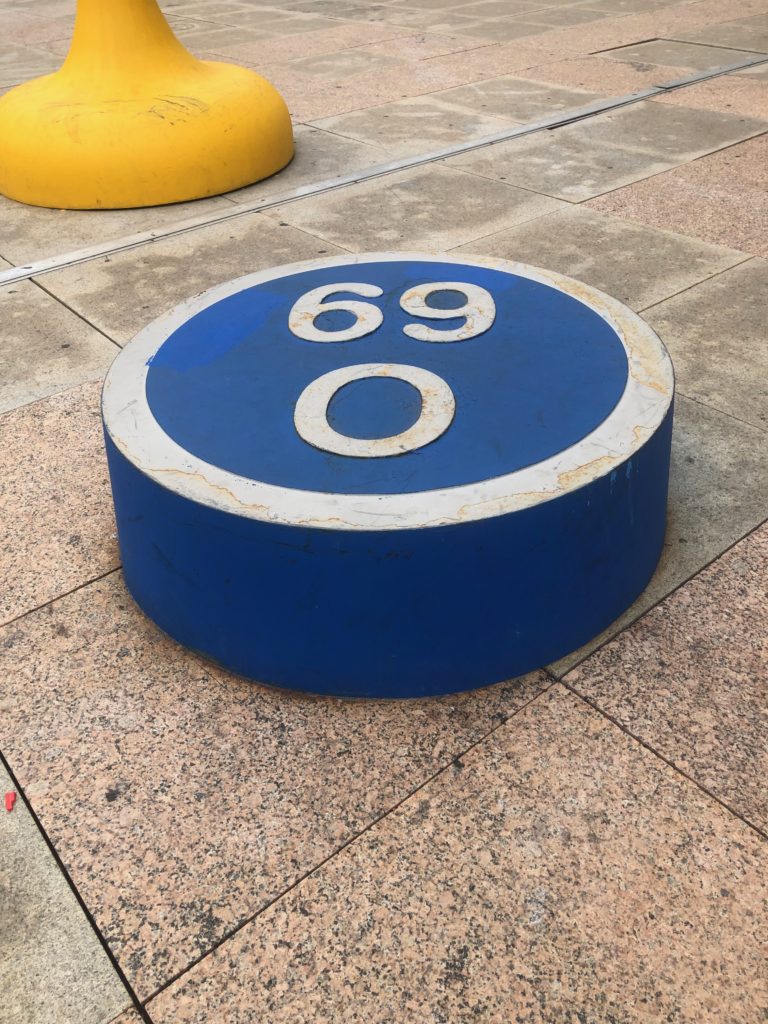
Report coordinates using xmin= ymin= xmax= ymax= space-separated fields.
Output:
xmin=102 ymin=253 xmax=674 ymax=698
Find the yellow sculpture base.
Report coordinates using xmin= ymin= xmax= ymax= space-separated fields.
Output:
xmin=0 ymin=0 xmax=294 ymax=209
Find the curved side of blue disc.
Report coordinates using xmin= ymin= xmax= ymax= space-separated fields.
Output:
xmin=104 ymin=404 xmax=672 ymax=698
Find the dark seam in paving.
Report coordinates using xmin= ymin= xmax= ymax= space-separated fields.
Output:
xmin=141 ymin=679 xmax=557 ymax=1006
xmin=672 ymin=390 xmax=768 ymax=434
xmin=0 ymin=748 xmax=156 ymax=1024
xmin=30 ymin=278 xmax=123 ymax=350
xmin=562 ymin=683 xmax=768 ymax=842
xmin=638 ymin=249 xmax=763 ymax=316
xmin=0 ymin=565 xmax=122 ymax=632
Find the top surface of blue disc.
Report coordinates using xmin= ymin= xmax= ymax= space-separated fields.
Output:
xmin=144 ymin=258 xmax=628 ymax=495
xmin=103 ymin=253 xmax=674 ymax=530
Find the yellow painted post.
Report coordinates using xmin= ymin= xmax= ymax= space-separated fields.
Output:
xmin=0 ymin=0 xmax=294 ymax=209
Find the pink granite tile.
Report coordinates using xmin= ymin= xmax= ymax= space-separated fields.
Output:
xmin=0 ymin=380 xmax=118 ymax=626
xmin=0 ymin=573 xmax=547 ymax=997
xmin=259 ymin=57 xmax=476 ymax=120
xmin=653 ymin=75 xmax=768 ymax=120
xmin=211 ymin=21 xmax=410 ymax=66
xmin=587 ymin=135 xmax=768 ymax=256
xmin=568 ymin=520 xmax=768 ymax=832
xmin=147 ymin=685 xmax=768 ymax=1024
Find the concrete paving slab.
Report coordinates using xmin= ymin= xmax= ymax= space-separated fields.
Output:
xmin=226 ymin=125 xmax=383 ymax=204
xmin=567 ymin=521 xmax=768 ymax=832
xmin=644 ymin=259 xmax=768 ymax=429
xmin=671 ymin=13 xmax=768 ymax=52
xmin=602 ymin=38 xmax=765 ymax=69
xmin=0 ymin=380 xmax=118 ymax=627
xmin=310 ymin=94 xmax=519 ymax=157
xmin=0 ymin=762 xmax=131 ymax=1024
xmin=735 ymin=60 xmax=768 ymax=78
xmin=0 ymin=573 xmax=547 ymax=996
xmin=550 ymin=99 xmax=767 ymax=161
xmin=0 ymin=278 xmax=117 ymax=414
xmin=0 ymin=191 xmax=236 ymax=267
xmin=266 ymin=164 xmax=566 ymax=250
xmin=550 ymin=394 xmax=768 ymax=673
xmin=518 ymin=54 xmax=689 ymax=91
xmin=454 ymin=206 xmax=748 ymax=310
xmin=445 ymin=130 xmax=678 ymax=201
xmin=35 ymin=214 xmax=345 ymax=345
xmin=431 ymin=74 xmax=601 ymax=119
xmin=652 ymin=74 xmax=768 ymax=118
xmin=588 ymin=135 xmax=768 ymax=258
xmin=146 ymin=686 xmax=768 ymax=1024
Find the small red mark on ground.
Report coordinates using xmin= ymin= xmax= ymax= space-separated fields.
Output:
xmin=5 ymin=792 xmax=16 ymax=812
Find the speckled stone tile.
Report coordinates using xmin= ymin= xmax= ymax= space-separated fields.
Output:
xmin=455 ymin=206 xmax=747 ymax=310
xmin=652 ymin=74 xmax=768 ymax=119
xmin=459 ymin=19 xmax=559 ymax=41
xmin=644 ymin=259 xmax=768 ymax=427
xmin=36 ymin=214 xmax=344 ymax=345
xmin=445 ymin=130 xmax=678 ymax=201
xmin=310 ymin=95 xmax=518 ymax=157
xmin=0 ymin=277 xmax=118 ymax=413
xmin=284 ymin=47 xmax=403 ymax=77
xmin=207 ymin=22 xmax=409 ymax=66
xmin=267 ymin=164 xmax=566 ymax=251
xmin=352 ymin=30 xmax=493 ymax=60
xmin=147 ymin=685 xmax=768 ymax=1024
xmin=0 ymin=761 xmax=131 ymax=1024
xmin=431 ymin=74 xmax=601 ymax=120
xmin=550 ymin=394 xmax=768 ymax=673
xmin=672 ymin=13 xmax=768 ymax=51
xmin=0 ymin=573 xmax=547 ymax=996
xmin=105 ymin=1011 xmax=143 ymax=1024
xmin=226 ymin=125 xmax=383 ymax=204
xmin=602 ymin=38 xmax=763 ymax=69
xmin=567 ymin=521 xmax=768 ymax=831
xmin=0 ymin=190 xmax=236 ymax=266
xmin=513 ymin=6 xmax=611 ymax=27
xmin=587 ymin=135 xmax=768 ymax=256
xmin=0 ymin=380 xmax=118 ymax=626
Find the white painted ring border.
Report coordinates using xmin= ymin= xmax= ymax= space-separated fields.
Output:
xmin=102 ymin=252 xmax=674 ymax=532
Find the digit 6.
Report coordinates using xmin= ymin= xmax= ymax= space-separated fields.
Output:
xmin=288 ymin=283 xmax=384 ymax=342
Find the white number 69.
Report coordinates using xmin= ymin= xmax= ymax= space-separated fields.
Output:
xmin=288 ymin=280 xmax=496 ymax=344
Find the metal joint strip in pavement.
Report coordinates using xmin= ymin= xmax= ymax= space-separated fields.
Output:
xmin=0 ymin=53 xmax=765 ymax=288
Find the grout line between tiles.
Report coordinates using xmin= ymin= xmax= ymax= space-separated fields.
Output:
xmin=638 ymin=252 xmax=760 ymax=315
xmin=562 ymin=682 xmax=768 ymax=841
xmin=1 ymin=52 xmax=765 ymax=288
xmin=672 ymin=389 xmax=768 ymax=433
xmin=0 ymin=565 xmax=122 ymax=633
xmin=142 ymin=677 xmax=557 ymax=1006
xmin=30 ymin=277 xmax=123 ymax=349
xmin=0 ymin=748 xmax=155 ymax=1024
xmin=548 ymin=511 xmax=768 ymax=677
